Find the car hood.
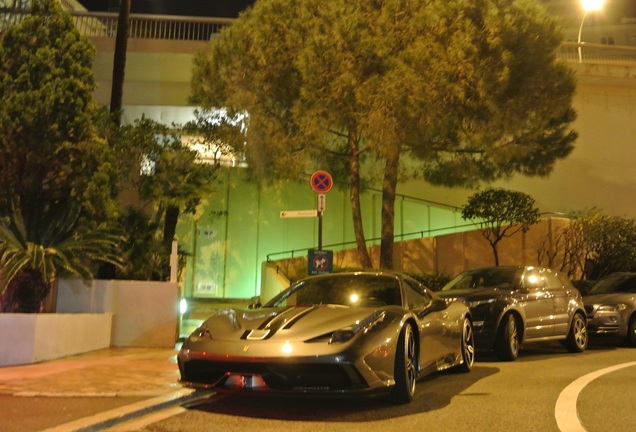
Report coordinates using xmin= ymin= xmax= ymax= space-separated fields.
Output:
xmin=584 ymin=293 xmax=636 ymax=304
xmin=436 ymin=287 xmax=508 ymax=302
xmin=197 ymin=305 xmax=389 ymax=342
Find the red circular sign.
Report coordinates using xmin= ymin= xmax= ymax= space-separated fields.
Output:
xmin=310 ymin=170 xmax=333 ymax=193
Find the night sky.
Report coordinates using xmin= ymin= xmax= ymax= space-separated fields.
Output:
xmin=78 ymin=0 xmax=256 ymax=17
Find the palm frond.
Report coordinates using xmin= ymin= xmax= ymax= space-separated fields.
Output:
xmin=0 ymin=203 xmax=125 ymax=295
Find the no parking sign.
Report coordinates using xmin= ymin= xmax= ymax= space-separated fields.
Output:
xmin=310 ymin=170 xmax=333 ymax=194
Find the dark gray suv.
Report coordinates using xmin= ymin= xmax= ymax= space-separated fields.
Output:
xmin=584 ymin=272 xmax=636 ymax=346
xmin=437 ymin=266 xmax=588 ymax=361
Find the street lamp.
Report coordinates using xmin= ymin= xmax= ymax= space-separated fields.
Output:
xmin=578 ymin=0 xmax=605 ymax=63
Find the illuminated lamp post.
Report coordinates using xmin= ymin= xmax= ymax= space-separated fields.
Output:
xmin=578 ymin=0 xmax=605 ymax=63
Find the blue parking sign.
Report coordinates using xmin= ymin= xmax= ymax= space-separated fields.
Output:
xmin=308 ymin=250 xmax=333 ymax=275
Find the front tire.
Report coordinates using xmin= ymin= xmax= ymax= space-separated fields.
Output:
xmin=494 ymin=313 xmax=519 ymax=361
xmin=456 ymin=317 xmax=475 ymax=372
xmin=390 ymin=324 xmax=417 ymax=404
xmin=566 ymin=312 xmax=588 ymax=353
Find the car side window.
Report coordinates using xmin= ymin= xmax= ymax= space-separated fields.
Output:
xmin=617 ymin=276 xmax=636 ymax=293
xmin=556 ymin=272 xmax=575 ymax=290
xmin=404 ymin=279 xmax=432 ymax=310
xmin=523 ymin=269 xmax=547 ymax=291
xmin=544 ymin=271 xmax=564 ymax=290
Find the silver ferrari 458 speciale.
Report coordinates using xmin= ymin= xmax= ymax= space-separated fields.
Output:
xmin=178 ymin=271 xmax=474 ymax=404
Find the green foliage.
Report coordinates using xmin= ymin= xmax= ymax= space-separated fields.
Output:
xmin=574 ymin=212 xmax=636 ymax=280
xmin=191 ymin=0 xmax=576 ymax=270
xmin=0 ymin=0 xmax=128 ymax=311
xmin=103 ymin=115 xmax=223 ymax=280
xmin=113 ymin=207 xmax=166 ymax=281
xmin=0 ymin=202 xmax=124 ymax=312
xmin=0 ymin=0 xmax=118 ymax=222
xmin=406 ymin=272 xmax=452 ymax=292
xmin=462 ymin=188 xmax=540 ymax=265
xmin=181 ymin=108 xmax=247 ymax=166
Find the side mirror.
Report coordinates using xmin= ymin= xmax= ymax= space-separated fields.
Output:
xmin=248 ymin=296 xmax=262 ymax=309
xmin=431 ymin=297 xmax=448 ymax=311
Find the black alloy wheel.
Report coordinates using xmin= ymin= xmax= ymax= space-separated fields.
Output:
xmin=566 ymin=312 xmax=588 ymax=353
xmin=457 ymin=317 xmax=475 ymax=372
xmin=494 ymin=313 xmax=519 ymax=361
xmin=390 ymin=324 xmax=417 ymax=404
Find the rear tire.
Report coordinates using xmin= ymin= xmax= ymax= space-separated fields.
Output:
xmin=566 ymin=312 xmax=588 ymax=353
xmin=456 ymin=317 xmax=475 ymax=372
xmin=494 ymin=313 xmax=519 ymax=361
xmin=390 ymin=324 xmax=417 ymax=404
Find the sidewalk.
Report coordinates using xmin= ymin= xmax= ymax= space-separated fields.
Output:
xmin=0 ymin=345 xmax=183 ymax=398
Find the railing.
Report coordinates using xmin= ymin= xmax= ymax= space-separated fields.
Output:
xmin=0 ymin=8 xmax=235 ymax=41
xmin=558 ymin=41 xmax=636 ymax=64
xmin=3 ymin=7 xmax=636 ymax=59
xmin=265 ymin=222 xmax=479 ymax=262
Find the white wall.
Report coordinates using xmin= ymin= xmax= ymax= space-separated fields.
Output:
xmin=0 ymin=313 xmax=113 ymax=366
xmin=57 ymin=279 xmax=179 ymax=348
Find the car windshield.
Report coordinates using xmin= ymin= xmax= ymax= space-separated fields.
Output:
xmin=588 ymin=274 xmax=636 ymax=294
xmin=263 ymin=274 xmax=403 ymax=308
xmin=441 ymin=267 xmax=521 ymax=291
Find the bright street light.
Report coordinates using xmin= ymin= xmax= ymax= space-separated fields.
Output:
xmin=578 ymin=0 xmax=606 ymax=63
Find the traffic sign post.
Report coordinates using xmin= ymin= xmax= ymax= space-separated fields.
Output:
xmin=310 ymin=171 xmax=332 ymax=250
xmin=281 ymin=171 xmax=334 ymax=262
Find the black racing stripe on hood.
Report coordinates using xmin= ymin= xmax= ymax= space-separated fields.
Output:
xmin=279 ymin=306 xmax=317 ymax=330
xmin=257 ymin=314 xmax=279 ymax=330
xmin=240 ymin=306 xmax=317 ymax=340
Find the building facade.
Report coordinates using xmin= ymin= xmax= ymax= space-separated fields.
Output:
xmin=4 ymin=1 xmax=635 ymax=300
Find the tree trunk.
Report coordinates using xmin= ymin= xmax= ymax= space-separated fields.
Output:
xmin=13 ymin=269 xmax=51 ymax=313
xmin=348 ymin=129 xmax=373 ymax=268
xmin=489 ymin=238 xmax=501 ymax=266
xmin=380 ymin=147 xmax=400 ymax=270
xmin=163 ymin=204 xmax=180 ymax=251
xmin=110 ymin=0 xmax=131 ymax=125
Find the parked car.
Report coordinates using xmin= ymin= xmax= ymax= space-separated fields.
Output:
xmin=583 ymin=272 xmax=636 ymax=346
xmin=178 ymin=271 xmax=474 ymax=404
xmin=436 ymin=266 xmax=588 ymax=361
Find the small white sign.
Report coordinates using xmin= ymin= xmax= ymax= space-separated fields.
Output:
xmin=317 ymin=194 xmax=326 ymax=213
xmin=280 ymin=210 xmax=318 ymax=218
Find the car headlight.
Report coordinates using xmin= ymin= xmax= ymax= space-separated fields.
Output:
xmin=597 ymin=304 xmax=627 ymax=312
xmin=468 ymin=298 xmax=496 ymax=309
xmin=329 ymin=311 xmax=385 ymax=344
xmin=188 ymin=324 xmax=211 ymax=342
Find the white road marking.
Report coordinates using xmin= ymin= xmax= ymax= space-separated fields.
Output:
xmin=555 ymin=361 xmax=636 ymax=432
xmin=40 ymin=389 xmax=197 ymax=432
xmin=104 ymin=406 xmax=187 ymax=431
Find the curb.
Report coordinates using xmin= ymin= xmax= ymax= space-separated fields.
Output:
xmin=40 ymin=389 xmax=216 ymax=432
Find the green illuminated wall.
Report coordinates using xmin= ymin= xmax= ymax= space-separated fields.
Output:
xmin=176 ymin=167 xmax=466 ymax=300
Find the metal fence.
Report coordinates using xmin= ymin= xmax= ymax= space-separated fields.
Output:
xmin=0 ymin=8 xmax=235 ymax=41
xmin=3 ymin=7 xmax=636 ymax=62
xmin=557 ymin=41 xmax=636 ymax=64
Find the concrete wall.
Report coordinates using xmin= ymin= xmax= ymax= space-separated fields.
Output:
xmin=0 ymin=279 xmax=177 ymax=366
xmin=57 ymin=279 xmax=179 ymax=348
xmin=88 ymin=31 xmax=636 ymax=300
xmin=264 ymin=217 xmax=575 ymax=298
xmin=398 ymin=63 xmax=636 ymax=220
xmin=0 ymin=313 xmax=113 ymax=366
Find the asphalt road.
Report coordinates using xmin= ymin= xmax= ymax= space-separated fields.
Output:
xmin=1 ymin=339 xmax=634 ymax=432
xmin=132 ymin=340 xmax=635 ymax=432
